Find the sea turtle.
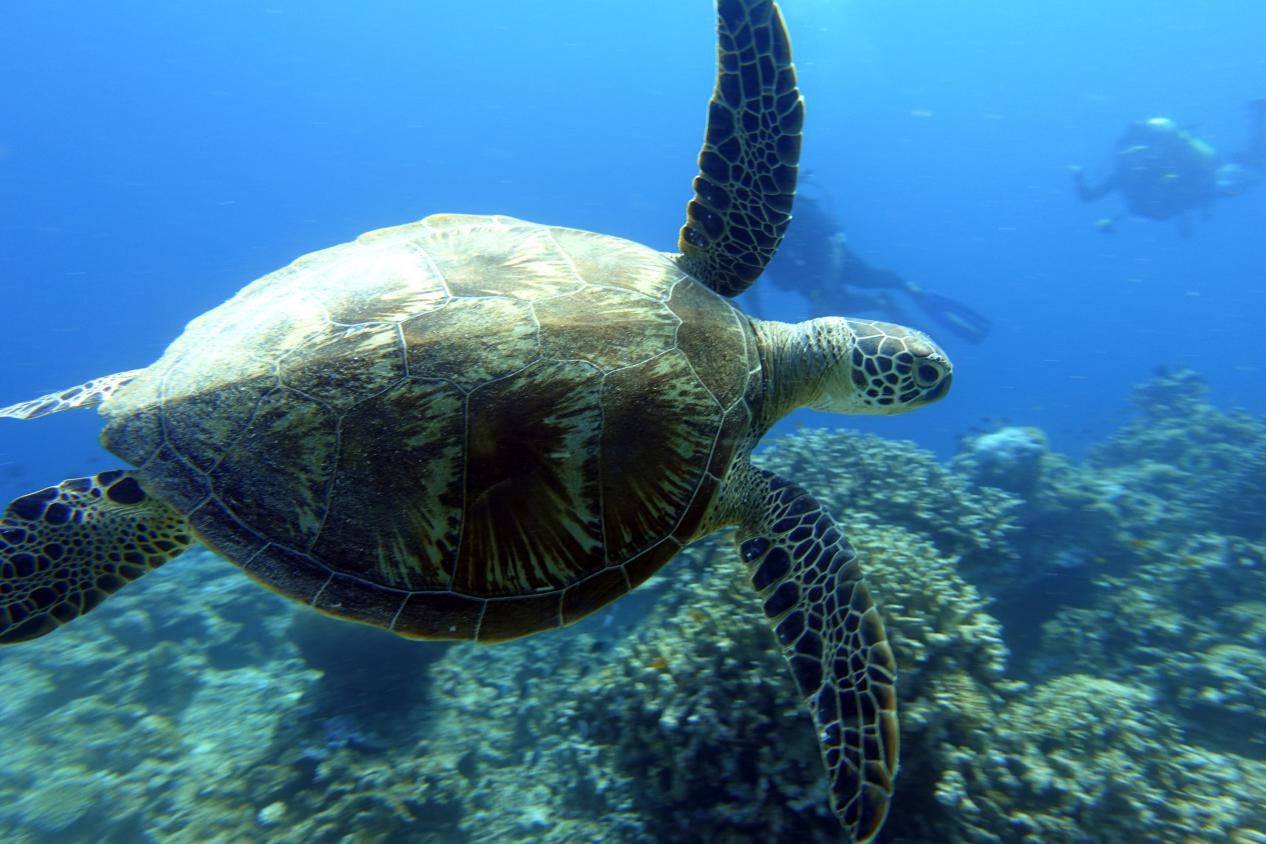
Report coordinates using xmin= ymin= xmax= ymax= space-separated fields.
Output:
xmin=0 ymin=2 xmax=951 ymax=841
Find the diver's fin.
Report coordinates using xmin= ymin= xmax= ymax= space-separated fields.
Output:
xmin=913 ymin=291 xmax=992 ymax=344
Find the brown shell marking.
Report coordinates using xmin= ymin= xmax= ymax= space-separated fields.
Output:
xmin=103 ymin=215 xmax=758 ymax=641
xmin=456 ymin=359 xmax=605 ymax=596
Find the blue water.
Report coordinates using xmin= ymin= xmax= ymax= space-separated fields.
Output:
xmin=1 ymin=0 xmax=1264 ymax=500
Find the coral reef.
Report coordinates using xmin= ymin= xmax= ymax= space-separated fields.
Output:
xmin=948 ymin=375 xmax=1266 ymax=666
xmin=754 ymin=428 xmax=1021 ymax=574
xmin=954 ymin=425 xmax=1048 ymax=498
xmin=1088 ymin=367 xmax=1266 ymax=541
xmin=1039 ymin=532 xmax=1266 ymax=756
xmin=2 ymin=369 xmax=1265 ymax=842
xmin=993 ymin=674 xmax=1266 ymax=842
xmin=948 ymin=426 xmax=1123 ymax=662
xmin=0 ymin=549 xmax=321 ymax=843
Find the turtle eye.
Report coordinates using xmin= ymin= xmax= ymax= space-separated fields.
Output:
xmin=916 ymin=363 xmax=942 ymax=387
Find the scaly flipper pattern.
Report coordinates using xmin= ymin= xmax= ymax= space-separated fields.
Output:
xmin=0 ymin=370 xmax=143 ymax=420
xmin=0 ymin=471 xmax=193 ymax=644
xmin=678 ymin=0 xmax=803 ymax=296
xmin=735 ymin=467 xmax=898 ymax=844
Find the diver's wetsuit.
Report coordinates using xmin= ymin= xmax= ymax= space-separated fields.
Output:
xmin=757 ymin=192 xmax=991 ymax=343
xmin=1075 ymin=102 xmax=1266 ymax=225
xmin=1075 ymin=118 xmax=1219 ymax=220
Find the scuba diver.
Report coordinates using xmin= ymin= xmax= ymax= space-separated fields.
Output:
xmin=1071 ymin=99 xmax=1266 ymax=233
xmin=751 ymin=188 xmax=992 ymax=344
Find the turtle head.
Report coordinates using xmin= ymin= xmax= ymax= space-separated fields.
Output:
xmin=807 ymin=317 xmax=953 ymax=415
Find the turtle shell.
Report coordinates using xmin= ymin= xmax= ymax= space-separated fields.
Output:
xmin=101 ymin=214 xmax=760 ymax=641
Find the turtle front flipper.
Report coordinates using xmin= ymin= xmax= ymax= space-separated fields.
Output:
xmin=0 ymin=471 xmax=193 ymax=644
xmin=677 ymin=0 xmax=803 ymax=297
xmin=0 ymin=370 xmax=143 ymax=420
xmin=734 ymin=466 xmax=897 ymax=843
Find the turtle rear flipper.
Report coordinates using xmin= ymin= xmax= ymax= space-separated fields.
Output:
xmin=735 ymin=467 xmax=897 ymax=844
xmin=0 ymin=370 xmax=143 ymax=420
xmin=0 ymin=471 xmax=192 ymax=644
